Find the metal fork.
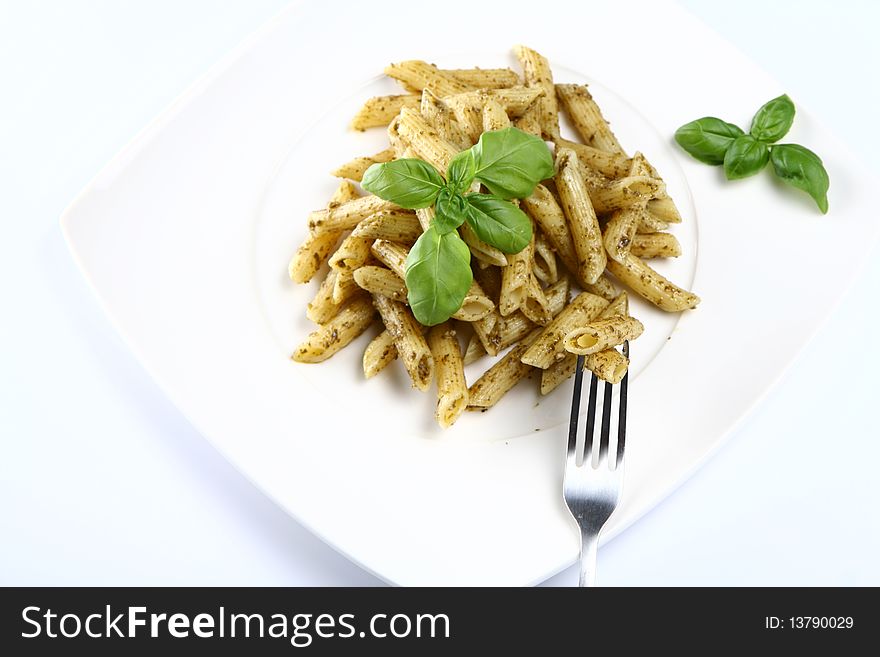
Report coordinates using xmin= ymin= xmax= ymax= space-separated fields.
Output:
xmin=563 ymin=341 xmax=629 ymax=587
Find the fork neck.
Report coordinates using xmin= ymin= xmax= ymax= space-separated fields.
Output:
xmin=578 ymin=532 xmax=599 ymax=587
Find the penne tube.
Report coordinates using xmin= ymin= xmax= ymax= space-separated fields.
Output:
xmin=443 ymin=95 xmax=483 ymax=144
xmin=481 ymin=97 xmax=512 ymax=132
xmin=463 ymin=332 xmax=488 ymax=365
xmin=603 ymin=206 xmax=644 ymax=263
xmin=306 ymin=270 xmax=341 ymax=325
xmin=460 ymin=223 xmax=508 ymax=267
xmin=495 ymin=275 xmax=569 ymax=350
xmin=329 ymin=234 xmax=372 ymax=273
xmin=331 ymin=148 xmax=395 ymax=182
xmin=637 ymin=211 xmax=670 ymax=233
xmin=606 ymin=252 xmax=700 ymax=312
xmin=467 ymin=329 xmax=542 ymax=410
xmin=584 ymin=274 xmax=618 ymax=301
xmin=292 ymin=296 xmax=376 ymax=363
xmin=556 ymin=83 xmax=626 ymax=155
xmin=473 ymin=264 xmax=502 ymax=302
xmin=353 ymin=265 xmax=407 ymax=302
xmin=541 ymin=292 xmax=630 ymax=392
xmin=563 ymin=316 xmax=644 ymax=355
xmin=289 ymin=180 xmax=359 ymax=283
xmin=532 ymin=230 xmax=558 ymax=285
xmin=472 ymin=309 xmax=500 ymax=356
xmin=513 ymin=45 xmax=560 ymax=138
xmin=554 ymin=137 xmax=632 ymax=179
xmin=442 ymin=67 xmax=519 ymax=89
xmin=443 ymin=87 xmax=544 ymax=142
xmin=384 ymin=61 xmax=473 ymax=96
xmin=545 ymin=276 xmax=570 ymax=316
xmin=522 ymin=184 xmax=579 ymax=281
xmin=332 ymin=268 xmax=361 ymax=305
xmin=520 ymin=291 xmax=608 ymax=369
xmin=587 ymin=175 xmax=664 ymax=214
xmin=420 ymin=89 xmax=471 ymax=150
xmin=370 ymin=239 xmax=409 ymax=278
xmin=452 ymin=280 xmax=495 ymax=322
xmin=396 ymin=107 xmax=460 ymax=172
xmin=514 ymin=110 xmax=542 ymax=137
xmin=350 ymin=210 xmax=422 ymax=243
xmin=308 ymin=195 xmax=398 ymax=235
xmin=630 ymin=232 xmax=682 ymax=259
xmin=499 ymin=232 xmax=534 ymax=316
xmin=647 ymin=196 xmax=683 ymax=224
xmin=555 ymin=149 xmax=606 ymax=285
xmin=521 ymin=273 xmax=552 ymax=327
xmin=373 ymin=294 xmax=434 ymax=391
xmin=427 ymin=323 xmax=469 ymax=428
xmin=350 ymin=94 xmax=420 ymax=131
xmin=363 ymin=329 xmax=398 ymax=378
xmin=415 ymin=206 xmax=434 ymax=232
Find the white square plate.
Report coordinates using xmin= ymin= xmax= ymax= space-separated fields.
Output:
xmin=62 ymin=0 xmax=878 ymax=585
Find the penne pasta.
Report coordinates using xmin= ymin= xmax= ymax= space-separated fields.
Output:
xmin=556 ymin=83 xmax=626 ymax=155
xmin=370 ymin=239 xmax=409 ymax=278
xmin=443 ymin=67 xmax=519 ymax=89
xmin=603 ymin=206 xmax=644 ymax=263
xmin=467 ymin=329 xmax=542 ymax=410
xmin=363 ymin=329 xmax=398 ymax=378
xmin=384 ymin=61 xmax=474 ymax=96
xmin=329 ymin=234 xmax=372 ymax=273
xmin=563 ymin=316 xmax=644 ymax=355
xmin=353 ymin=265 xmax=407 ymax=302
xmin=584 ymin=275 xmax=618 ymax=301
xmin=555 ymin=148 xmax=607 ymax=285
xmin=520 ymin=291 xmax=609 ymax=369
xmin=521 ymin=273 xmax=553 ymax=326
xmin=522 ymin=184 xmax=579 ymax=281
xmin=332 ymin=268 xmax=360 ymax=305
xmin=427 ymin=323 xmax=469 ymax=428
xmin=588 ymin=176 xmax=664 ymax=213
xmin=514 ymin=110 xmax=542 ymax=137
xmin=420 ymin=89 xmax=472 ymax=150
xmin=396 ymin=107 xmax=460 ymax=172
xmin=453 ymin=280 xmax=495 ymax=322
xmin=647 ymin=196 xmax=683 ymax=224
xmin=289 ymin=180 xmax=359 ymax=283
xmin=606 ymin=252 xmax=700 ymax=312
xmin=350 ymin=94 xmax=420 ymax=131
xmin=630 ymin=232 xmax=682 ymax=259
xmin=499 ymin=231 xmax=534 ymax=316
xmin=331 ymin=148 xmax=395 ymax=182
xmin=481 ymin=98 xmax=512 ymax=132
xmin=350 ymin=210 xmax=422 ymax=243
xmin=460 ymin=223 xmax=508 ymax=267
xmin=292 ymin=296 xmax=376 ymax=363
xmin=637 ymin=211 xmax=670 ymax=234
xmin=306 ymin=270 xmax=341 ymax=324
xmin=308 ymin=195 xmax=398 ymax=235
xmin=532 ymin=230 xmax=558 ymax=285
xmin=554 ymin=137 xmax=632 ymax=179
xmin=472 ymin=309 xmax=500 ymax=356
xmin=373 ymin=294 xmax=434 ymax=391
xmin=513 ymin=44 xmax=560 ymax=138
xmin=542 ymin=292 xmax=629 ymax=392
xmin=463 ymin=332 xmax=488 ymax=365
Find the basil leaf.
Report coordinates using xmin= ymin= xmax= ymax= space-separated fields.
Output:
xmin=361 ymin=158 xmax=444 ymax=209
xmin=674 ymin=117 xmax=744 ymax=165
xmin=770 ymin=144 xmax=829 ymax=214
xmin=433 ymin=188 xmax=468 ymax=234
xmin=405 ymin=225 xmax=473 ymax=326
xmin=471 ymin=127 xmax=554 ymax=199
xmin=750 ymin=94 xmax=795 ymax=143
xmin=723 ymin=135 xmax=770 ymax=180
xmin=463 ymin=193 xmax=532 ymax=254
xmin=447 ymin=149 xmax=476 ymax=193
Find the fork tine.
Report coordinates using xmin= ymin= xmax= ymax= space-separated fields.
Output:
xmin=567 ymin=355 xmax=586 ymax=462
xmin=583 ymin=372 xmax=599 ymax=465
xmin=616 ymin=341 xmax=629 ymax=468
xmin=598 ymin=379 xmax=613 ymax=464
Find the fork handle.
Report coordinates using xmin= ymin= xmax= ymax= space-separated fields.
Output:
xmin=578 ymin=532 xmax=599 ymax=587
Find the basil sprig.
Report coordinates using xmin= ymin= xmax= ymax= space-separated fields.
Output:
xmin=674 ymin=94 xmax=829 ymax=213
xmin=362 ymin=127 xmax=553 ymax=325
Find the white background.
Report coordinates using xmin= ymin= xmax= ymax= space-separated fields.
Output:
xmin=2 ymin=0 xmax=878 ymax=586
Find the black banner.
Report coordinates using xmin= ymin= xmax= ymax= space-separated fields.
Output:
xmin=0 ymin=587 xmax=870 ymax=653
